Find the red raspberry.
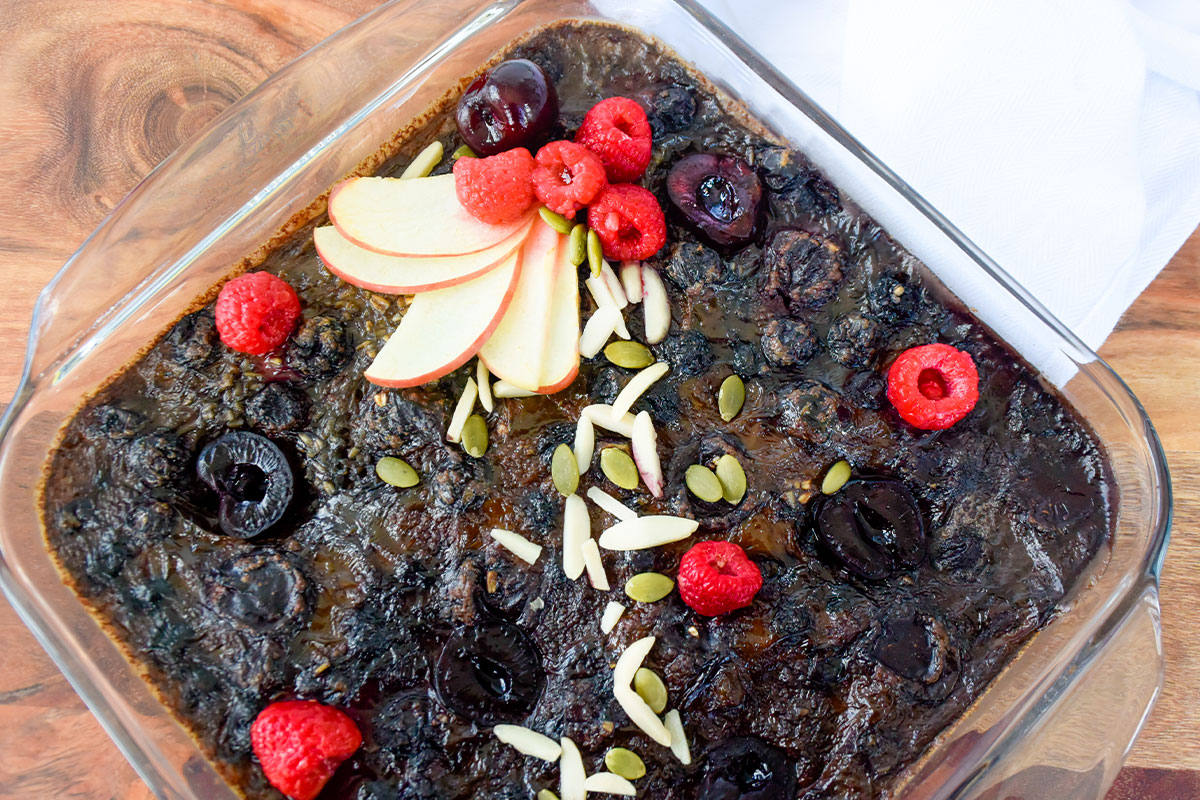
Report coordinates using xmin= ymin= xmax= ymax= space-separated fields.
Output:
xmin=886 ymin=343 xmax=980 ymax=430
xmin=215 ymin=272 xmax=301 ymax=355
xmin=532 ymin=140 xmax=608 ymax=218
xmin=574 ymin=97 xmax=653 ymax=182
xmin=453 ymin=147 xmax=536 ymax=224
xmin=587 ymin=183 xmax=666 ymax=261
xmin=250 ymin=700 xmax=361 ymax=800
xmin=677 ymin=541 xmax=763 ymax=617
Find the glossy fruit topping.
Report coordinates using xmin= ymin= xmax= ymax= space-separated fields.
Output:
xmin=677 ymin=540 xmax=763 ymax=617
xmin=759 ymin=228 xmax=845 ymax=310
xmin=434 ymin=615 xmax=544 ymax=724
xmin=588 ymin=183 xmax=667 ymax=261
xmin=574 ymin=96 xmax=653 ymax=182
xmin=215 ymin=272 xmax=301 ymax=355
xmin=250 ymin=699 xmax=361 ymax=800
xmin=666 ymin=153 xmax=762 ymax=247
xmin=886 ymin=343 xmax=980 ymax=430
xmin=810 ymin=477 xmax=926 ymax=580
xmin=873 ymin=612 xmax=950 ymax=684
xmin=532 ymin=140 xmax=607 ymax=218
xmin=453 ymin=147 xmax=536 ymax=224
xmin=455 ymin=58 xmax=558 ymax=156
xmin=288 ymin=315 xmax=352 ymax=380
xmin=196 ymin=431 xmax=294 ymax=539
xmin=700 ymin=737 xmax=797 ymax=800
xmin=208 ymin=551 xmax=309 ymax=632
xmin=760 ymin=317 xmax=819 ymax=369
xmin=124 ymin=428 xmax=190 ymax=488
xmin=245 ymin=382 xmax=309 ymax=435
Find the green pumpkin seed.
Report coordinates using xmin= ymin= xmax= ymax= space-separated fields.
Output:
xmin=715 ymin=454 xmax=747 ymax=504
xmin=399 ymin=141 xmax=444 ymax=179
xmin=551 ymin=443 xmax=579 ymax=496
xmin=587 ymin=228 xmax=604 ymax=277
xmin=600 ymin=447 xmax=639 ymax=490
xmin=604 ymin=747 xmax=647 ymax=781
xmin=375 ymin=456 xmax=419 ymax=488
xmin=624 ymin=572 xmax=675 ymax=603
xmin=685 ymin=464 xmax=724 ymax=503
xmin=821 ymin=460 xmax=851 ymax=495
xmin=633 ymin=668 xmax=668 ymax=714
xmin=539 ymin=206 xmax=574 ymax=234
xmin=451 ymin=144 xmax=476 ymax=159
xmin=718 ymin=375 xmax=746 ymax=422
xmin=568 ymin=223 xmax=588 ymax=266
xmin=537 ymin=791 xmax=559 ymax=800
xmin=461 ymin=414 xmax=488 ymax=458
xmin=604 ymin=341 xmax=654 ymax=369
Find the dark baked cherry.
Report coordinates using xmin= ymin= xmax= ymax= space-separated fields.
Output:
xmin=873 ymin=613 xmax=949 ymax=684
xmin=196 ymin=431 xmax=293 ymax=539
xmin=288 ymin=315 xmax=352 ymax=380
xmin=760 ymin=228 xmax=845 ymax=310
xmin=125 ymin=428 xmax=190 ymax=488
xmin=208 ymin=551 xmax=309 ymax=632
xmin=89 ymin=404 xmax=145 ymax=440
xmin=166 ymin=310 xmax=219 ymax=368
xmin=245 ymin=382 xmax=309 ymax=434
xmin=641 ymin=84 xmax=696 ymax=136
xmin=778 ymin=380 xmax=843 ymax=445
xmin=652 ymin=330 xmax=714 ymax=378
xmin=867 ymin=271 xmax=923 ymax=324
xmin=700 ymin=737 xmax=797 ymax=800
xmin=826 ymin=311 xmax=880 ymax=369
xmin=760 ymin=318 xmax=819 ymax=369
xmin=667 ymin=153 xmax=762 ymax=247
xmin=811 ymin=477 xmax=926 ymax=580
xmin=455 ymin=59 xmax=558 ymax=156
xmin=434 ymin=615 xmax=544 ymax=724
xmin=664 ymin=241 xmax=723 ymax=293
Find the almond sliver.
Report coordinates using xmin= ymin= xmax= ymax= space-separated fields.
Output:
xmin=581 ymin=538 xmax=610 ymax=590
xmin=664 ymin=709 xmax=692 ymax=765
xmin=581 ymin=404 xmax=637 ymax=437
xmin=562 ymin=494 xmax=590 ymax=580
xmin=476 ymin=359 xmax=494 ymax=412
xmin=493 ymin=379 xmax=538 ymax=398
xmin=584 ymin=772 xmax=636 ymax=796
xmin=489 ymin=528 xmax=542 ymax=565
xmin=600 ymin=600 xmax=626 ymax=634
xmin=611 ymin=362 xmax=669 ymax=418
xmin=600 ymin=261 xmax=629 ymax=308
xmin=493 ymin=724 xmax=562 ymax=761
xmin=598 ymin=515 xmax=698 ymax=551
xmin=586 ymin=487 xmax=638 ymax=522
xmin=579 ymin=306 xmax=621 ymax=358
xmin=631 ymin=411 xmax=664 ymax=498
xmin=642 ymin=265 xmax=670 ymax=344
xmin=574 ymin=415 xmax=595 ymax=474
xmin=620 ymin=261 xmax=643 ymax=303
xmin=445 ymin=377 xmax=478 ymax=442
xmin=613 ymin=636 xmax=672 ymax=746
xmin=560 ymin=736 xmax=587 ymax=800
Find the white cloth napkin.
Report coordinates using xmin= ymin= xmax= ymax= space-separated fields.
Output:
xmin=697 ymin=0 xmax=1200 ymax=351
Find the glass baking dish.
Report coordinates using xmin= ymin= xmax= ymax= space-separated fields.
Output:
xmin=0 ymin=1 xmax=1171 ymax=798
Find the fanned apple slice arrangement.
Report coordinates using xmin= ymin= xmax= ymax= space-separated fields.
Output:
xmin=314 ymin=172 xmax=580 ymax=392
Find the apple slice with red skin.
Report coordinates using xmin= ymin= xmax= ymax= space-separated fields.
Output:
xmin=329 ymin=174 xmax=533 ymax=257
xmin=538 ymin=234 xmax=581 ymax=393
xmin=364 ymin=250 xmax=521 ymax=387
xmin=479 ymin=221 xmax=560 ymax=391
xmin=313 ymin=218 xmax=532 ymax=294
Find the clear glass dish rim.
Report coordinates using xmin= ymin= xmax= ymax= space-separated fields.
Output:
xmin=0 ymin=0 xmax=1173 ymax=796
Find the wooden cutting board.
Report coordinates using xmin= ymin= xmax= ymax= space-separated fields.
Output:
xmin=0 ymin=1 xmax=1196 ymax=797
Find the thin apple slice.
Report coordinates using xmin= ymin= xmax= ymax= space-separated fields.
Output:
xmin=313 ymin=218 xmax=532 ymax=293
xmin=329 ymin=174 xmax=532 ymax=257
xmin=538 ymin=233 xmax=581 ymax=393
xmin=479 ymin=222 xmax=560 ymax=391
xmin=364 ymin=251 xmax=521 ymax=387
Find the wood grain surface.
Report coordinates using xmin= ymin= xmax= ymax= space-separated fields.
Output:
xmin=0 ymin=1 xmax=1196 ymax=798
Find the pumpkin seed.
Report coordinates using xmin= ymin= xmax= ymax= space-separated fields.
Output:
xmin=399 ymin=140 xmax=444 ymax=179
xmin=461 ymin=414 xmax=488 ymax=458
xmin=715 ymin=454 xmax=747 ymax=504
xmin=604 ymin=341 xmax=654 ymax=369
xmin=552 ymin=443 xmax=580 ymax=496
xmin=539 ymin=206 xmax=573 ymax=234
xmin=718 ymin=374 xmax=746 ymax=422
xmin=604 ymin=748 xmax=647 ymax=781
xmin=633 ymin=668 xmax=668 ymax=714
xmin=821 ymin=459 xmax=852 ymax=495
xmin=451 ymin=144 xmax=476 ymax=159
xmin=375 ymin=456 xmax=418 ymax=488
xmin=568 ymin=223 xmax=588 ymax=266
xmin=600 ymin=447 xmax=639 ymax=490
xmin=685 ymin=464 xmax=724 ymax=503
xmin=537 ymin=791 xmax=559 ymax=800
xmin=587 ymin=228 xmax=604 ymax=277
xmin=624 ymin=572 xmax=675 ymax=603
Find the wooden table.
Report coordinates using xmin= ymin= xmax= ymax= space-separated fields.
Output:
xmin=0 ymin=1 xmax=1195 ymax=797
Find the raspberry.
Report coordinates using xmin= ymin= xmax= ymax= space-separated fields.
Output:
xmin=215 ymin=272 xmax=301 ymax=355
xmin=453 ymin=147 xmax=536 ymax=224
xmin=532 ymin=140 xmax=607 ymax=218
xmin=677 ymin=540 xmax=763 ymax=617
xmin=574 ymin=97 xmax=653 ymax=182
xmin=886 ymin=343 xmax=979 ymax=430
xmin=250 ymin=700 xmax=361 ymax=800
xmin=587 ymin=183 xmax=666 ymax=261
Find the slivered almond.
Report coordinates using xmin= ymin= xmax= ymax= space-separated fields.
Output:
xmin=613 ymin=637 xmax=672 ymax=746
xmin=598 ymin=516 xmax=698 ymax=551
xmin=560 ymin=736 xmax=587 ymax=800
xmin=600 ymin=600 xmax=626 ymax=634
xmin=586 ymin=273 xmax=616 ymax=309
xmin=489 ymin=529 xmax=542 ymax=565
xmin=586 ymin=487 xmax=637 ymax=522
xmin=493 ymin=724 xmax=562 ymax=761
xmin=642 ymin=265 xmax=670 ymax=344
xmin=476 ymin=359 xmax=494 ymax=412
xmin=600 ymin=262 xmax=628 ymax=308
xmin=574 ymin=415 xmax=595 ymax=474
xmin=581 ymin=538 xmax=610 ymax=590
xmin=611 ymin=361 xmax=669 ymax=418
xmin=562 ymin=494 xmax=589 ymax=580
xmin=664 ymin=709 xmax=692 ymax=765
xmin=631 ymin=411 xmax=664 ymax=498
xmin=445 ymin=377 xmax=478 ymax=443
xmin=584 ymin=773 xmax=636 ymax=796
xmin=581 ymin=404 xmax=637 ymax=437
xmin=493 ymin=379 xmax=537 ymax=398
xmin=580 ymin=306 xmax=621 ymax=358
xmin=620 ymin=261 xmax=643 ymax=303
